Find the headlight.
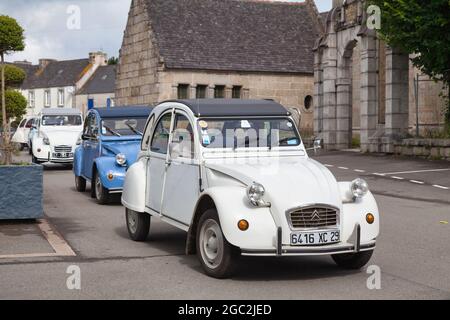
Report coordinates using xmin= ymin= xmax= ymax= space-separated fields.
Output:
xmin=42 ymin=135 xmax=50 ymax=145
xmin=351 ymin=178 xmax=369 ymax=199
xmin=246 ymin=182 xmax=270 ymax=207
xmin=116 ymin=153 xmax=127 ymax=166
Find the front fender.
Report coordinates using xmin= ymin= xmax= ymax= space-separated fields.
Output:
xmin=201 ymin=186 xmax=278 ymax=250
xmin=94 ymin=157 xmax=127 ymax=190
xmin=121 ymin=159 xmax=147 ymax=212
xmin=73 ymin=146 xmax=83 ymax=176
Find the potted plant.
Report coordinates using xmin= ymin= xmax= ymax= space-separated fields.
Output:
xmin=0 ymin=15 xmax=43 ymax=220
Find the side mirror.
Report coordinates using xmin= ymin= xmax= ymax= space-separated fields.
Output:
xmin=81 ymin=134 xmax=89 ymax=141
xmin=313 ymin=138 xmax=322 ymax=149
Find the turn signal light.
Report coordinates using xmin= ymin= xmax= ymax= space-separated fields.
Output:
xmin=238 ymin=219 xmax=249 ymax=231
xmin=366 ymin=213 xmax=375 ymax=224
xmin=107 ymin=172 xmax=114 ymax=181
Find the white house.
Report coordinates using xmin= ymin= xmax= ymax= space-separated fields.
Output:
xmin=13 ymin=52 xmax=109 ymax=117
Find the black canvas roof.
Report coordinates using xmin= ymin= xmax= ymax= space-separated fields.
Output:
xmin=166 ymin=99 xmax=291 ymax=117
xmin=93 ymin=106 xmax=153 ymax=119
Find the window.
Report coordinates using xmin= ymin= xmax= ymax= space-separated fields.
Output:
xmin=150 ymin=113 xmax=172 ymax=154
xmin=101 ymin=117 xmax=147 ymax=137
xmin=177 ymin=84 xmax=189 ymax=99
xmin=42 ymin=115 xmax=83 ymax=127
xmin=57 ymin=89 xmax=65 ymax=107
xmin=304 ymin=95 xmax=313 ymax=110
xmin=44 ymin=90 xmax=51 ymax=107
xmin=28 ymin=91 xmax=35 ymax=108
xmin=196 ymin=85 xmax=207 ymax=99
xmin=172 ymin=114 xmax=194 ymax=159
xmin=141 ymin=115 xmax=155 ymax=151
xmin=214 ymin=85 xmax=225 ymax=98
xmin=83 ymin=113 xmax=98 ymax=138
xmin=232 ymin=86 xmax=242 ymax=99
xmin=25 ymin=119 xmax=34 ymax=128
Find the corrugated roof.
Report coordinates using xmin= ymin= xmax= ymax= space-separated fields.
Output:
xmin=144 ymin=0 xmax=321 ymax=74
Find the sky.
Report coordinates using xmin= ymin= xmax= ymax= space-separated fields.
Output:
xmin=0 ymin=0 xmax=332 ymax=64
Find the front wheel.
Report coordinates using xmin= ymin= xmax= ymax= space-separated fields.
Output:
xmin=126 ymin=208 xmax=150 ymax=241
xmin=196 ymin=209 xmax=239 ymax=279
xmin=93 ymin=171 xmax=110 ymax=205
xmin=332 ymin=250 xmax=374 ymax=269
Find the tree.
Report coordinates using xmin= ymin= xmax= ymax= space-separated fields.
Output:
xmin=0 ymin=64 xmax=26 ymax=88
xmin=0 ymin=90 xmax=27 ymax=124
xmin=0 ymin=15 xmax=25 ymax=165
xmin=369 ymin=0 xmax=450 ymax=123
xmin=107 ymin=56 xmax=118 ymax=65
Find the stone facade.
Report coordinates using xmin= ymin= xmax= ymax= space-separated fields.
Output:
xmin=314 ymin=0 xmax=447 ymax=152
xmin=394 ymin=139 xmax=450 ymax=161
xmin=115 ymin=0 xmax=319 ymax=134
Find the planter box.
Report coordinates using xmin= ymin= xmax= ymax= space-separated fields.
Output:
xmin=0 ymin=164 xmax=43 ymax=220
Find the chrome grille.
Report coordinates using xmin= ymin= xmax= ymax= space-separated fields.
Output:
xmin=54 ymin=145 xmax=72 ymax=153
xmin=287 ymin=205 xmax=338 ymax=229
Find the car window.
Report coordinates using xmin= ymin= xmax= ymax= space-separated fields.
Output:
xmin=83 ymin=113 xmax=98 ymax=138
xmin=141 ymin=115 xmax=155 ymax=151
xmin=172 ymin=113 xmax=194 ymax=159
xmin=19 ymin=119 xmax=26 ymax=128
xmin=25 ymin=119 xmax=34 ymax=128
xmin=150 ymin=113 xmax=172 ymax=154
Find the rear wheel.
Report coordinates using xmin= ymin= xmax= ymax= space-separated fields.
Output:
xmin=93 ymin=171 xmax=109 ymax=205
xmin=196 ymin=209 xmax=239 ymax=279
xmin=332 ymin=250 xmax=374 ymax=269
xmin=126 ymin=208 xmax=150 ymax=241
xmin=75 ymin=175 xmax=86 ymax=192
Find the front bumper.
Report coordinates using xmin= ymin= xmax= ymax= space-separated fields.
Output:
xmin=240 ymin=225 xmax=376 ymax=257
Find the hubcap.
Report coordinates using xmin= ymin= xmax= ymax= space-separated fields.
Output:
xmin=199 ymin=219 xmax=224 ymax=269
xmin=127 ymin=209 xmax=138 ymax=234
xmin=95 ymin=175 xmax=102 ymax=200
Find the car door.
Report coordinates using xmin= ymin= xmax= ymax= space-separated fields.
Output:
xmin=161 ymin=111 xmax=199 ymax=225
xmin=82 ymin=113 xmax=99 ymax=179
xmin=146 ymin=111 xmax=173 ymax=214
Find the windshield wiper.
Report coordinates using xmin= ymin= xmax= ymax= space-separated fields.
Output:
xmin=103 ymin=125 xmax=121 ymax=137
xmin=125 ymin=123 xmax=142 ymax=136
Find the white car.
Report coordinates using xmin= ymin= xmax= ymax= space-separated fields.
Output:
xmin=11 ymin=116 xmax=38 ymax=151
xmin=122 ymin=99 xmax=380 ymax=278
xmin=31 ymin=108 xmax=83 ymax=164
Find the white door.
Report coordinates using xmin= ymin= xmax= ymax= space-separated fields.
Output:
xmin=146 ymin=111 xmax=173 ymax=213
xmin=161 ymin=112 xmax=199 ymax=225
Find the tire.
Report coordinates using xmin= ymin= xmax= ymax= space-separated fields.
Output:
xmin=19 ymin=144 xmax=25 ymax=151
xmin=196 ymin=209 xmax=239 ymax=279
xmin=28 ymin=144 xmax=32 ymax=155
xmin=31 ymin=154 xmax=41 ymax=164
xmin=332 ymin=250 xmax=374 ymax=270
xmin=93 ymin=171 xmax=110 ymax=205
xmin=126 ymin=208 xmax=150 ymax=241
xmin=75 ymin=175 xmax=86 ymax=192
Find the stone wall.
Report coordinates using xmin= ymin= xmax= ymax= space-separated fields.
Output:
xmin=394 ymin=139 xmax=450 ymax=161
xmin=158 ymin=70 xmax=315 ymax=133
xmin=115 ymin=0 xmax=161 ymax=106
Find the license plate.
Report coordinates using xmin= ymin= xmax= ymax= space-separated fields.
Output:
xmin=53 ymin=152 xmax=73 ymax=158
xmin=290 ymin=230 xmax=340 ymax=246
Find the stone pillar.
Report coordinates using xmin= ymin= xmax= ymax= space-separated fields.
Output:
xmin=321 ymin=35 xmax=338 ymax=149
xmin=359 ymin=34 xmax=378 ymax=152
xmin=335 ymin=78 xmax=352 ymax=149
xmin=385 ymin=47 xmax=409 ymax=141
xmin=313 ymin=50 xmax=323 ymax=136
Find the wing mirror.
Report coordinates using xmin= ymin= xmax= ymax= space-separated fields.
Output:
xmin=306 ymin=137 xmax=323 ymax=153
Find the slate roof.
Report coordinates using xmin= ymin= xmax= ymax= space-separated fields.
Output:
xmin=78 ymin=65 xmax=116 ymax=95
xmin=144 ymin=0 xmax=321 ymax=74
xmin=18 ymin=59 xmax=91 ymax=90
xmin=165 ymin=99 xmax=290 ymax=117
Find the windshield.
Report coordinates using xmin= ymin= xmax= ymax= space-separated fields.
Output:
xmin=101 ymin=117 xmax=148 ymax=137
xmin=42 ymin=115 xmax=82 ymax=126
xmin=198 ymin=118 xmax=301 ymax=149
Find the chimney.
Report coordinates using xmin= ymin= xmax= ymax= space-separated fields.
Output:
xmin=39 ymin=59 xmax=57 ymax=69
xmin=89 ymin=51 xmax=108 ymax=66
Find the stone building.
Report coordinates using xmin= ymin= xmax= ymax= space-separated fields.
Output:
xmin=314 ymin=0 xmax=447 ymax=152
xmin=115 ymin=0 xmax=324 ymax=133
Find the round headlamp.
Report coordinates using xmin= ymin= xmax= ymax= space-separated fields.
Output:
xmin=246 ymin=182 xmax=266 ymax=206
xmin=351 ymin=178 xmax=369 ymax=199
xmin=116 ymin=153 xmax=127 ymax=166
xmin=42 ymin=134 xmax=50 ymax=145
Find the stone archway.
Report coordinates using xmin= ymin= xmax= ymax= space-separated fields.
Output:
xmin=313 ymin=0 xmax=410 ymax=153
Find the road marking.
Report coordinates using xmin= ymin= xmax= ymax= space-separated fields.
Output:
xmin=379 ymin=168 xmax=450 ymax=175
xmin=354 ymin=169 xmax=365 ymax=173
xmin=0 ymin=219 xmax=76 ymax=260
xmin=433 ymin=185 xmax=449 ymax=190
xmin=373 ymin=173 xmax=386 ymax=176
xmin=324 ymin=164 xmax=334 ymax=167
xmin=338 ymin=167 xmax=349 ymax=170
xmin=410 ymin=180 xmax=425 ymax=185
xmin=392 ymin=176 xmax=405 ymax=180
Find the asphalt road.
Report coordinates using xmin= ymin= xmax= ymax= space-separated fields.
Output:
xmin=0 ymin=150 xmax=449 ymax=299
